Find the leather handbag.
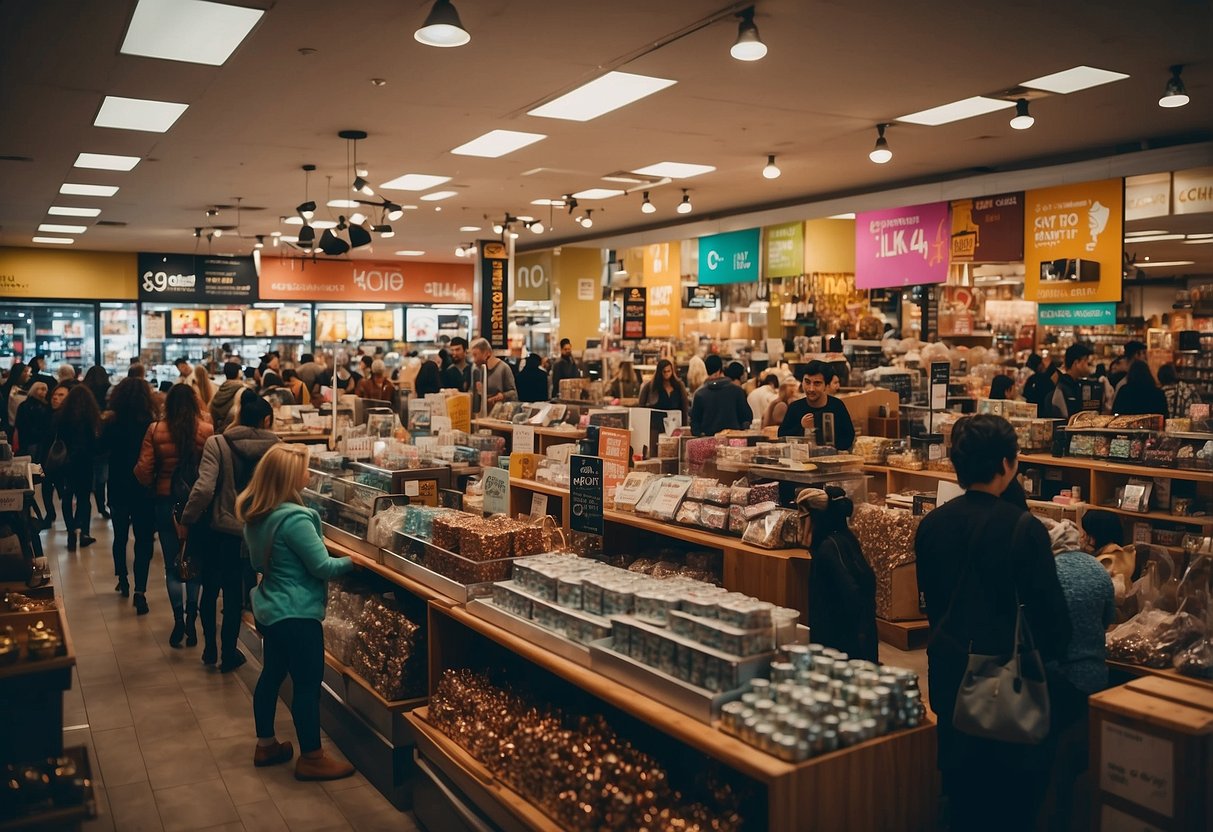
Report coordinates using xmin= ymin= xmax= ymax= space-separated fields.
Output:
xmin=175 ymin=535 xmax=203 ymax=583
xmin=43 ymin=438 xmax=68 ymax=478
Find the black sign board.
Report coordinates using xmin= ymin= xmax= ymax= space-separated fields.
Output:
xmin=684 ymin=286 xmax=718 ymax=308
xmin=622 ymin=287 xmax=646 ymax=339
xmin=569 ymin=454 xmax=604 ymax=536
xmin=478 ymin=240 xmax=509 ymax=350
xmin=876 ymin=372 xmax=913 ymax=403
xmin=138 ymin=253 xmax=259 ymax=302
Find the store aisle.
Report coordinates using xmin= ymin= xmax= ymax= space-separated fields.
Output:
xmin=44 ymin=521 xmax=416 ymax=832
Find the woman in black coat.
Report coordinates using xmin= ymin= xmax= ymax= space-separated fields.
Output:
xmin=101 ymin=377 xmax=157 ymax=607
xmin=53 ymin=385 xmax=101 ymax=551
xmin=1111 ymin=360 xmax=1168 ymax=418
xmin=516 ymin=354 xmax=550 ymax=402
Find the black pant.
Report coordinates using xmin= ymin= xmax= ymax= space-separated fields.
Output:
xmin=254 ymin=618 xmax=323 ymax=753
xmin=110 ymin=488 xmax=155 ymax=592
xmin=200 ymin=531 xmax=244 ymax=658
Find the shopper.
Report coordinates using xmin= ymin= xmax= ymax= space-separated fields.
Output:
xmin=135 ymin=384 xmax=214 ymax=648
xmin=53 ymin=386 xmax=101 ymax=551
xmin=798 ymin=486 xmax=878 ymax=662
xmin=80 ymin=365 xmax=113 ymax=519
xmin=14 ymin=380 xmax=49 ymax=456
xmin=746 ymin=372 xmax=780 ymax=428
xmin=258 ymin=354 xmax=283 ymax=390
xmin=103 ymin=377 xmax=157 ymax=610
xmin=1049 ymin=343 xmax=1093 ymax=419
xmin=1158 ymin=362 xmax=1199 ymax=420
xmin=548 ymin=338 xmax=581 ymax=398
xmin=1105 ymin=355 xmax=1128 ymax=390
xmin=193 ymin=364 xmax=216 ymax=406
xmin=470 ymin=338 xmax=517 ymax=414
xmin=637 ymin=359 xmax=690 ymax=425
xmin=988 ymin=374 xmax=1015 ymax=400
xmin=182 ymin=390 xmax=279 ymax=672
xmin=689 ymin=355 xmax=752 ymax=435
xmin=1081 ymin=509 xmax=1136 ymax=605
xmin=441 ymin=337 xmax=472 ymax=391
xmin=40 ymin=384 xmax=70 ymax=529
xmin=777 ymin=361 xmax=856 ymax=451
xmin=915 ymin=414 xmax=1071 ymax=831
xmin=355 ymin=359 xmax=396 ymax=402
xmin=763 ymin=378 xmax=801 ymax=429
xmin=238 ymin=443 xmax=355 ymax=780
xmin=686 ymin=354 xmax=708 ymax=393
xmin=210 ymin=362 xmax=246 ymax=429
xmin=607 ymin=360 xmax=641 ymax=400
xmin=282 ymin=368 xmax=310 ymax=405
xmin=173 ymin=358 xmax=195 ymax=388
xmin=82 ymin=365 xmax=110 ymax=408
xmin=27 ymin=356 xmax=58 ymax=390
xmin=1111 ymin=360 xmax=1167 ymax=418
xmin=55 ymin=363 xmax=78 ymax=390
xmin=413 ymin=359 xmax=442 ymax=398
xmin=295 ymin=353 xmax=324 ymax=394
xmin=1021 ymin=354 xmax=1053 ymax=416
xmin=0 ymin=362 xmax=29 ymax=434
xmin=516 ymin=354 xmax=549 ymax=402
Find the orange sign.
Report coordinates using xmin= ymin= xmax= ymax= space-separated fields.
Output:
xmin=1023 ymin=179 xmax=1123 ymax=304
xmin=642 ymin=243 xmax=681 ymax=338
xmin=259 ymin=257 xmax=473 ymax=304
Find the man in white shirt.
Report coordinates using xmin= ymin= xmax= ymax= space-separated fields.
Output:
xmin=173 ymin=358 xmax=196 ymax=387
xmin=746 ymin=371 xmax=780 ymax=429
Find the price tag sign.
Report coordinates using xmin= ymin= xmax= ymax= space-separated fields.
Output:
xmin=530 ymin=492 xmax=548 ymax=520
xmin=929 ymin=362 xmax=950 ymax=411
xmin=547 ymin=443 xmax=575 ymax=464
xmin=482 ymin=467 xmax=510 ymax=516
xmin=569 ymin=455 xmax=604 ymax=536
xmin=431 ymin=415 xmax=452 ymax=433
xmin=513 ymin=425 xmax=536 ymax=454
xmin=344 ymin=435 xmax=372 ymax=460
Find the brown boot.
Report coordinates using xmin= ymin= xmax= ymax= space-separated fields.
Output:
xmin=294 ymin=750 xmax=354 ymax=781
xmin=253 ymin=740 xmax=294 ymax=768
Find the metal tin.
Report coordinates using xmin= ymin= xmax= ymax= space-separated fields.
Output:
xmin=750 ymin=678 xmax=772 ymax=696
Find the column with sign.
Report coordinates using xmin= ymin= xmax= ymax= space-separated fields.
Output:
xmin=477 ymin=240 xmax=509 ymax=350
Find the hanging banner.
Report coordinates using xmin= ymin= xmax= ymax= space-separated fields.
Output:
xmin=1124 ymin=173 xmax=1171 ymax=221
xmin=258 ymin=257 xmax=472 ymax=303
xmin=854 ymin=202 xmax=950 ymax=289
xmin=684 ymin=286 xmax=718 ymax=308
xmin=514 ymin=250 xmax=551 ymax=301
xmin=478 ymin=239 xmax=509 ymax=349
xmin=763 ymin=221 xmax=805 ymax=278
xmin=1037 ymin=302 xmax=1117 ymax=326
xmin=622 ymin=287 xmax=647 ymax=339
xmin=138 ymin=253 xmax=259 ymax=302
xmin=950 ymin=192 xmax=1024 ymax=263
xmin=1024 ymin=178 xmax=1123 ymax=303
xmin=1173 ymin=166 xmax=1213 ymax=215
xmin=698 ymin=228 xmax=760 ymax=285
xmin=642 ymin=243 xmax=680 ymax=338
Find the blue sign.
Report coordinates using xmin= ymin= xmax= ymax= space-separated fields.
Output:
xmin=698 ymin=228 xmax=760 ymax=285
xmin=1037 ymin=302 xmax=1116 ymax=326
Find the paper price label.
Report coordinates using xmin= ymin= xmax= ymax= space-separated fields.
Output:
xmin=514 ymin=425 xmax=536 ymax=454
xmin=344 ymin=435 xmax=372 ymax=460
xmin=530 ymin=493 xmax=548 ymax=519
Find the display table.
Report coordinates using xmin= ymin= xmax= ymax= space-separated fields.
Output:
xmin=471 ymin=418 xmax=585 ymax=454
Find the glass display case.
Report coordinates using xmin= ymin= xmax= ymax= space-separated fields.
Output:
xmin=0 ymin=302 xmax=96 ymax=372
xmin=99 ymin=303 xmax=138 ymax=375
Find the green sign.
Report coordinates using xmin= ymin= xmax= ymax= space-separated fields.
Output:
xmin=1037 ymin=302 xmax=1116 ymax=326
xmin=763 ymin=221 xmax=804 ymax=278
xmin=698 ymin=228 xmax=760 ymax=285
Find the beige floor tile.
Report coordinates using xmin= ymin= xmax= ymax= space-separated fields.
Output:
xmin=197 ymin=712 xmax=253 ymax=741
xmin=91 ymin=726 xmax=149 ymax=787
xmin=220 ymin=765 xmax=272 ymax=807
xmin=346 ymin=809 xmax=416 ymax=832
xmin=75 ymin=652 xmax=123 ymax=687
xmin=140 ymin=737 xmax=222 ymax=791
xmin=107 ymin=780 xmax=164 ymax=832
xmin=82 ymin=782 xmax=116 ymax=832
xmin=319 ymin=771 xmax=369 ymax=794
xmin=153 ymin=777 xmax=241 ymax=832
xmin=197 ymin=823 xmax=245 ymax=832
xmin=82 ymin=681 xmax=135 ymax=731
xmin=235 ymin=799 xmax=290 ymax=832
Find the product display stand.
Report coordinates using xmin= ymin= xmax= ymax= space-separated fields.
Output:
xmin=470 ymin=419 xmax=585 ymax=454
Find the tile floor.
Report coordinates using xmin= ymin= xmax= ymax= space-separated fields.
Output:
xmin=41 ymin=518 xmax=417 ymax=832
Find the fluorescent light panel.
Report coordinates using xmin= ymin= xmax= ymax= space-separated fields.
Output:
xmin=95 ymin=95 xmax=189 ymax=133
xmin=312 ymin=220 xmax=337 ymax=229
xmin=419 ymin=190 xmax=458 ymax=201
xmin=897 ymin=96 xmax=1014 ymax=126
xmin=527 ymin=71 xmax=677 ymax=122
xmin=530 ymin=199 xmax=564 ymax=206
xmin=60 ymin=183 xmax=119 ymax=197
xmin=379 ymin=173 xmax=451 ymax=191
xmin=74 ymin=152 xmax=140 ymax=171
xmin=38 ymin=223 xmax=87 ymax=233
xmin=828 ymin=213 xmax=856 ymax=220
xmin=459 ymin=225 xmax=481 ymax=231
xmin=1124 ymin=234 xmax=1185 ymax=242
xmin=327 ymin=199 xmax=360 ymax=208
xmin=121 ymin=0 xmax=263 ymax=66
xmin=32 ymin=237 xmax=74 ymax=245
xmin=1021 ymin=65 xmax=1129 ymax=94
xmin=1186 ymin=233 xmax=1213 ymax=239
xmin=630 ymin=161 xmax=715 ymax=179
xmin=395 ymin=250 xmax=426 ymax=256
xmin=1134 ymin=260 xmax=1195 ymax=267
xmin=1125 ymin=229 xmax=1169 ymax=237
xmin=572 ymin=188 xmax=625 ymax=200
xmin=451 ymin=129 xmax=546 ymax=158
xmin=48 ymin=206 xmax=101 ymax=217
xmin=283 ymin=216 xmax=303 ymax=225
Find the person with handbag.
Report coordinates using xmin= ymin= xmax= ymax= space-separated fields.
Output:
xmin=101 ymin=377 xmax=157 ymax=611
xmin=134 ymin=385 xmax=214 ymax=648
xmin=915 ymin=414 xmax=1071 ymax=831
xmin=180 ymin=390 xmax=279 ymax=672
xmin=237 ymin=443 xmax=355 ymax=781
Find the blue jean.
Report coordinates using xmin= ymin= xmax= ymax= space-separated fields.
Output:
xmin=153 ymin=498 xmax=201 ymax=616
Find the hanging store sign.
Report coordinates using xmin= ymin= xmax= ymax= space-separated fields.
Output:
xmin=1023 ymin=178 xmax=1123 ymax=304
xmin=137 ymin=253 xmax=258 ymax=302
xmin=622 ymin=287 xmax=647 ymax=339
xmin=514 ymin=251 xmax=551 ymax=301
xmin=763 ymin=221 xmax=805 ymax=279
xmin=478 ymin=240 xmax=509 ymax=350
xmin=1124 ymin=173 xmax=1171 ymax=221
xmin=258 ymin=257 xmax=472 ymax=304
xmin=698 ymin=228 xmax=760 ymax=285
xmin=854 ymin=202 xmax=950 ymax=289
xmin=642 ymin=243 xmax=680 ymax=338
xmin=1037 ymin=302 xmax=1117 ymax=326
xmin=950 ymin=192 xmax=1024 ymax=263
xmin=1172 ymin=166 xmax=1213 ymax=215
xmin=684 ymin=286 xmax=718 ymax=308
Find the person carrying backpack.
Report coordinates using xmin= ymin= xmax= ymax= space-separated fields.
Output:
xmin=135 ymin=385 xmax=214 ymax=648
xmin=180 ymin=390 xmax=280 ymax=671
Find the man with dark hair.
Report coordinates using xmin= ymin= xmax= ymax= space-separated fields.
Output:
xmin=689 ymin=354 xmax=751 ymax=435
xmin=1122 ymin=340 xmax=1146 ymax=364
xmin=296 ymin=352 xmax=323 ymax=392
xmin=442 ymin=337 xmax=471 ymax=391
xmin=724 ymin=361 xmax=746 ymax=385
xmin=1110 ymin=341 xmax=1147 ymax=400
xmin=1022 ymin=353 xmax=1052 ymax=416
xmin=1050 ymin=343 xmax=1094 ymax=419
xmin=777 ymin=360 xmax=855 ymax=450
xmin=915 ymin=414 xmax=1071 ymax=831
xmin=210 ymin=362 xmax=246 ymax=429
xmin=549 ymin=337 xmax=581 ymax=398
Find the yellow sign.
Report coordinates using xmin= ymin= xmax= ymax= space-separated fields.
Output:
xmin=642 ymin=243 xmax=681 ymax=338
xmin=0 ymin=248 xmax=137 ymax=300
xmin=445 ymin=392 xmax=471 ymax=433
xmin=509 ymin=453 xmax=540 ymax=481
xmin=1024 ymin=179 xmax=1123 ymax=304
xmin=514 ymin=251 xmax=552 ymax=301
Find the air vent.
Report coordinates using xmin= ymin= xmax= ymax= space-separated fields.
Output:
xmin=96 ymin=220 xmax=127 ymax=227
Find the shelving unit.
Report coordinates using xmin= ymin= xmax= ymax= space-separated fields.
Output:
xmin=508 ymin=476 xmax=570 ymax=528
xmin=471 ymin=419 xmax=585 ymax=454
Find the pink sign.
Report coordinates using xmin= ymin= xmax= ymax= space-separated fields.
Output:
xmin=855 ymin=201 xmax=951 ymax=289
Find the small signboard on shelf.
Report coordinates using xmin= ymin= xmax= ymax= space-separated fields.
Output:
xmin=482 ymin=467 xmax=510 ymax=516
xmin=570 ymin=455 xmax=604 ymax=536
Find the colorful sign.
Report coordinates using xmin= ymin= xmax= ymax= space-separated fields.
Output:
xmin=597 ymin=427 xmax=631 ymax=492
xmin=363 ymin=310 xmax=396 ymax=341
xmin=950 ymin=192 xmax=1024 ymax=263
xmin=642 ymin=243 xmax=680 ymax=338
xmin=169 ymin=309 xmax=207 ymax=337
xmin=1172 ymin=166 xmax=1213 ymax=215
xmin=622 ymin=287 xmax=647 ymax=339
xmin=763 ymin=221 xmax=805 ymax=278
xmin=855 ymin=202 xmax=950 ymax=289
xmin=478 ymin=240 xmax=509 ymax=350
xmin=275 ymin=307 xmax=309 ymax=337
xmin=569 ymin=454 xmax=604 ymax=536
xmin=514 ymin=250 xmax=551 ymax=301
xmin=1124 ymin=173 xmax=1171 ymax=220
xmin=698 ymin=228 xmax=760 ymax=285
xmin=138 ymin=253 xmax=258 ymax=302
xmin=208 ymin=309 xmax=244 ymax=337
xmin=1037 ymin=302 xmax=1117 ymax=326
xmin=1024 ymin=179 xmax=1123 ymax=303
xmin=481 ymin=467 xmax=510 ymax=516
xmin=684 ymin=286 xmax=717 ymax=308
xmin=0 ymin=248 xmax=137 ymax=300
xmin=258 ymin=257 xmax=473 ymax=304
xmin=445 ymin=393 xmax=471 ymax=433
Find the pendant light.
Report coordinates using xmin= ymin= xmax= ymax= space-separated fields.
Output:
xmin=1009 ymin=99 xmax=1034 ymax=130
xmin=676 ymin=190 xmax=693 ymax=214
xmin=1159 ymin=65 xmax=1189 ymax=108
xmin=414 ymin=0 xmax=470 ymax=48
xmin=729 ymin=6 xmax=767 ymax=62
xmin=762 ymin=154 xmax=781 ymax=179
xmin=296 ymin=164 xmax=316 ymax=219
xmin=869 ymin=124 xmax=892 ymax=164
xmin=641 ymin=191 xmax=656 ymax=214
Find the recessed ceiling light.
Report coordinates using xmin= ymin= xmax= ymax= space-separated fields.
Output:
xmin=419 ymin=190 xmax=458 ymax=201
xmin=312 ymin=220 xmax=338 ymax=229
xmin=121 ymin=0 xmax=263 ymax=66
xmin=1183 ymin=238 xmax=1213 ymax=245
xmin=395 ymin=250 xmax=426 ymax=256
xmin=1133 ymin=260 xmax=1195 ymax=267
xmin=459 ymin=225 xmax=481 ymax=232
xmin=1125 ymin=229 xmax=1169 ymax=237
xmin=379 ymin=173 xmax=451 ymax=191
xmin=327 ymin=199 xmax=360 ymax=208
xmin=828 ymin=213 xmax=856 ymax=220
xmin=283 ymin=216 xmax=304 ymax=225
xmin=48 ymin=206 xmax=101 ymax=217
xmin=32 ymin=236 xmax=74 ymax=245
xmin=1186 ymin=233 xmax=1213 ymax=240
xmin=38 ymin=223 xmax=87 ymax=234
xmin=74 ymin=152 xmax=141 ymax=171
xmin=530 ymin=199 xmax=565 ymax=207
xmin=630 ymin=161 xmax=716 ymax=179
xmin=451 ymin=129 xmax=547 ymax=158
xmin=1021 ymin=65 xmax=1129 ymax=94
xmin=897 ymin=96 xmax=1015 ymax=126
xmin=60 ymin=183 xmax=119 ymax=197
xmin=527 ymin=70 xmax=677 ymax=122
xmin=1123 ymin=234 xmax=1185 ymax=242
xmin=94 ymin=95 xmax=189 ymax=133
xmin=572 ymin=188 xmax=625 ymax=200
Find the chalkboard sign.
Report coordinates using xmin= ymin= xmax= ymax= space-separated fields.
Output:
xmin=569 ymin=455 xmax=604 ymax=536
xmin=877 ymin=372 xmax=913 ymax=403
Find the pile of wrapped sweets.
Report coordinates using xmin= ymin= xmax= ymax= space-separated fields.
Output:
xmin=350 ymin=594 xmax=426 ymax=701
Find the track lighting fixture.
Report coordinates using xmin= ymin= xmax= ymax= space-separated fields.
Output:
xmin=528 ymin=220 xmax=544 ymax=234
xmin=869 ymin=124 xmax=892 ymax=164
xmin=414 ymin=0 xmax=470 ymax=48
xmin=730 ymin=6 xmax=767 ymax=62
xmin=386 ymin=203 xmax=404 ymax=221
xmin=352 ymin=176 xmax=374 ymax=196
xmin=580 ymin=209 xmax=594 ymax=228
xmin=350 ymin=212 xmax=367 ymax=226
xmin=565 ymin=196 xmax=579 ymax=215
xmin=491 ymin=220 xmax=504 ymax=234
xmin=641 ymin=191 xmax=656 ymax=214
xmin=372 ymin=224 xmax=394 ymax=238
xmin=213 ymin=228 xmax=223 ymax=237
xmin=193 ymin=227 xmax=201 ymax=238
xmin=1159 ymin=65 xmax=1189 ymax=108
xmin=762 ymin=154 xmax=781 ymax=179
xmin=205 ymin=208 xmax=218 ymax=218
xmin=1009 ymin=99 xmax=1034 ymax=130
xmin=254 ymin=235 xmax=264 ymax=249
xmin=677 ymin=190 xmax=692 ymax=214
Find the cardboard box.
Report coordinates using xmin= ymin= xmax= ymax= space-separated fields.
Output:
xmin=880 ymin=562 xmax=925 ymax=622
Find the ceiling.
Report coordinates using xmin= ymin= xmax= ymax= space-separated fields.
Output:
xmin=1 ymin=0 xmax=1211 ymax=278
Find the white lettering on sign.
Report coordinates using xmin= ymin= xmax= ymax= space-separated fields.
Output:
xmin=649 ymin=285 xmax=672 ymax=317
xmin=353 ymin=268 xmax=404 ymax=293
xmin=423 ymin=281 xmax=471 ymax=302
xmin=874 ymin=226 xmax=928 ymax=260
xmin=516 ymin=264 xmax=546 ymax=290
xmin=141 ymin=270 xmax=197 ymax=292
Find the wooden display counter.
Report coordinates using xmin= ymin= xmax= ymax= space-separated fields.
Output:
xmin=274 ymin=430 xmax=331 ymax=445
xmin=508 ymin=476 xmax=570 ymax=528
xmin=0 ymin=602 xmax=75 ymax=763
xmin=471 ymin=418 xmax=585 ymax=454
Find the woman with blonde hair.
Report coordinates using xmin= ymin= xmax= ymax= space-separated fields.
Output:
xmin=763 ymin=378 xmax=802 ymax=428
xmin=239 ymin=443 xmax=355 ymax=780
xmin=193 ymin=364 xmax=216 ymax=406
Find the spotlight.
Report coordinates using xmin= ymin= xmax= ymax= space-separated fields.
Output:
xmin=336 ymin=216 xmax=348 ymax=231
xmin=641 ymin=191 xmax=656 ymax=214
xmin=1160 ymin=65 xmax=1189 ymax=108
xmin=492 ymin=221 xmax=504 ymax=234
xmin=1009 ymin=99 xmax=1034 ymax=130
xmin=318 ymin=229 xmax=350 ymax=256
xmin=255 ymin=235 xmax=264 ymax=249
xmin=298 ymin=225 xmax=316 ymax=245
xmin=730 ymin=6 xmax=767 ymax=62
xmin=213 ymin=228 xmax=223 ymax=237
xmin=373 ymin=224 xmax=395 ymax=238
xmin=297 ymin=200 xmax=316 ymax=219
xmin=762 ymin=154 xmax=781 ymax=179
xmin=386 ymin=203 xmax=404 ymax=221
xmin=677 ymin=190 xmax=692 ymax=214
xmin=350 ymin=212 xmax=367 ymax=226
xmin=455 ymin=245 xmax=466 ymax=257
xmin=355 ymin=162 xmax=369 ymax=177
xmin=869 ymin=124 xmax=892 ymax=164
xmin=193 ymin=227 xmax=201 ymax=238
xmin=348 ymin=223 xmax=372 ymax=248
xmin=414 ymin=0 xmax=470 ymax=48
xmin=205 ymin=208 xmax=218 ymax=218
xmin=529 ymin=221 xmax=544 ymax=234
xmin=580 ymin=210 xmax=594 ymax=229
xmin=352 ymin=177 xmax=374 ymax=196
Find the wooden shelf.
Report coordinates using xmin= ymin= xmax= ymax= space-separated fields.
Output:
xmin=1088 ymin=505 xmax=1213 ymax=528
xmin=864 ymin=464 xmax=957 ymax=483
xmin=604 ymin=509 xmax=807 ymax=561
xmin=1018 ymin=453 xmax=1213 ymax=483
xmin=472 ymin=419 xmax=585 ymax=440
xmin=1107 ymin=660 xmax=1213 ymax=690
xmin=324 ymin=538 xmax=459 ymax=608
xmin=508 ymin=477 xmax=568 ymax=499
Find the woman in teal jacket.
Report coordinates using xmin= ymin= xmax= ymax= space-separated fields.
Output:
xmin=237 ymin=443 xmax=355 ymax=781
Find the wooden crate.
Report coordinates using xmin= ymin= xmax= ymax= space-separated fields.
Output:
xmin=0 ymin=606 xmax=75 ymax=762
